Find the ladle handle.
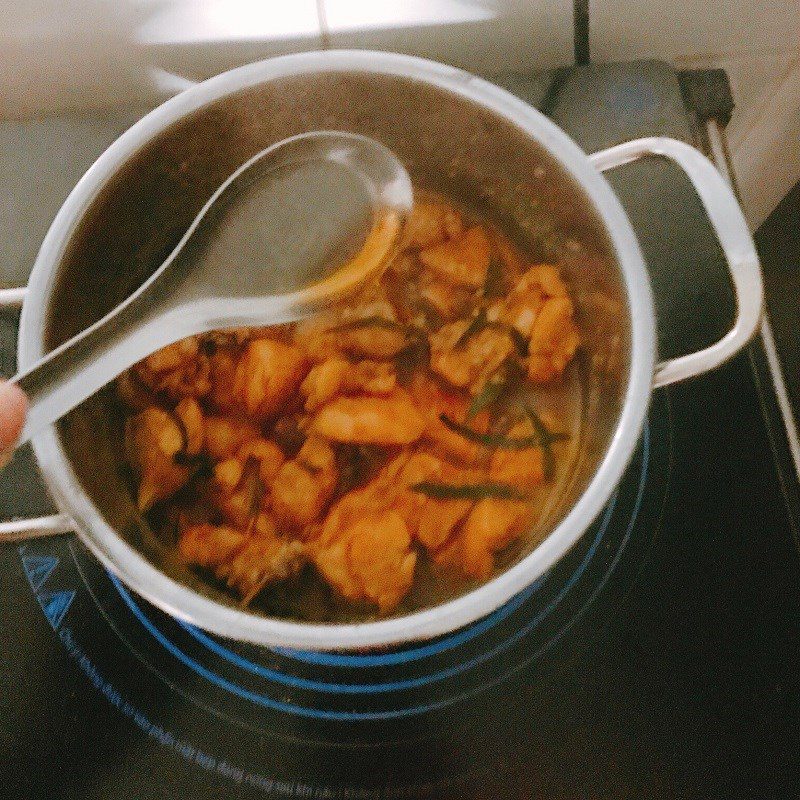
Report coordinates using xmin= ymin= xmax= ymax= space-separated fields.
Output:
xmin=11 ymin=292 xmax=178 ymax=447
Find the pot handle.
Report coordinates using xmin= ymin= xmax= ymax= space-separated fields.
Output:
xmin=589 ymin=136 xmax=763 ymax=388
xmin=0 ymin=286 xmax=74 ymax=542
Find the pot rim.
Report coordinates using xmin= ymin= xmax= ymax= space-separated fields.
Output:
xmin=18 ymin=50 xmax=656 ymax=650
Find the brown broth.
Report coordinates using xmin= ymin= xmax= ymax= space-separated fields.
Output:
xmin=117 ymin=189 xmax=588 ymax=622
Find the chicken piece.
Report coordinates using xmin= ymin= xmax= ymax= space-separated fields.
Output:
xmin=404 ymin=201 xmax=463 ymax=249
xmin=489 ymin=421 xmax=545 ymax=491
xmin=125 ymin=407 xmax=191 ymax=511
xmin=527 ymin=296 xmax=580 ymax=383
xmin=419 ymin=226 xmax=491 ymax=289
xmin=429 ymin=318 xmax=515 ymax=393
xmin=312 ymin=449 xmax=464 ymax=586
xmin=135 ymin=337 xmax=211 ymax=401
xmin=418 ymin=270 xmax=475 ymax=320
xmin=314 ymin=509 xmax=416 ymax=612
xmin=487 ymin=263 xmax=579 ymax=382
xmin=207 ymin=348 xmax=240 ymax=412
xmin=523 ymin=263 xmax=569 ymax=298
xmin=271 ymin=437 xmax=338 ymax=530
xmin=314 ymin=451 xmax=437 ymax=542
xmin=312 ymin=392 xmax=425 ymax=445
xmin=217 ymin=533 xmax=306 ymax=604
xmin=392 ymin=451 xmax=488 ymax=546
xmin=232 ymin=339 xmax=308 ymax=420
xmin=237 ymin=438 xmax=285 ymax=484
xmin=386 ymin=451 xmax=471 ymax=539
xmin=491 ymin=263 xmax=570 ymax=338
xmin=204 ymin=416 xmax=260 ymax=461
xmin=214 ymin=458 xmax=245 ymax=493
xmin=179 ymin=523 xmax=245 ymax=568
xmin=345 ymin=361 xmax=397 ymax=396
xmin=301 ymin=359 xmax=398 ymax=412
xmin=179 ymin=523 xmax=306 ymax=604
xmin=393 ymin=450 xmax=446 ymax=499
xmin=416 ymin=498 xmax=473 ymax=551
xmin=491 ymin=278 xmax=544 ymax=338
xmin=461 ymin=499 xmax=531 ymax=579
xmin=301 ymin=358 xmax=349 ymax=412
xmin=212 ymin=437 xmax=286 ymax=492
xmin=213 ymin=455 xmax=267 ymax=528
xmin=174 ymin=397 xmax=204 ymax=455
xmin=439 ymin=499 xmax=531 ymax=580
xmin=335 ymin=321 xmax=408 ymax=361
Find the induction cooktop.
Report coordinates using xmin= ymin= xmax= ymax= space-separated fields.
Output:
xmin=2 ymin=61 xmax=799 ymax=800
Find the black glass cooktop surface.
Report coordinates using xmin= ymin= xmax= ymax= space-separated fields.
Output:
xmin=2 ymin=61 xmax=799 ymax=799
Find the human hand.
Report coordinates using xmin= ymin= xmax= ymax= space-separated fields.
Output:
xmin=0 ymin=381 xmax=28 ymax=468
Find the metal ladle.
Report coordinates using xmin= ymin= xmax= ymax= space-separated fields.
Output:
xmin=10 ymin=131 xmax=413 ymax=448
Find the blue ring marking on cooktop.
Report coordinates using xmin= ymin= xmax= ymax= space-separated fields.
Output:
xmin=177 ymin=495 xmax=615 ymax=694
xmin=110 ymin=424 xmax=649 ymax=720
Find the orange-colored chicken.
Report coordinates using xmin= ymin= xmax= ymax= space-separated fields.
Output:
xmin=125 ymin=407 xmax=192 ymax=512
xmin=271 ymin=437 xmax=338 ymax=531
xmin=312 ymin=392 xmax=425 ymax=445
xmin=135 ymin=336 xmax=211 ymax=401
xmin=233 ymin=339 xmax=308 ymax=420
xmin=419 ymin=225 xmax=491 ymax=289
xmin=498 ymin=264 xmax=580 ymax=383
xmin=452 ymin=499 xmax=532 ymax=579
xmin=179 ymin=522 xmax=305 ymax=603
xmin=119 ymin=193 xmax=581 ymax=614
xmin=527 ymin=296 xmax=581 ymax=383
xmin=314 ymin=509 xmax=416 ymax=612
xmin=204 ymin=415 xmax=260 ymax=461
xmin=489 ymin=421 xmax=545 ymax=491
xmin=429 ymin=318 xmax=515 ymax=393
xmin=405 ymin=200 xmax=463 ymax=249
xmin=409 ymin=374 xmax=489 ymax=463
xmin=175 ymin=397 xmax=204 ymax=455
xmin=301 ymin=358 xmax=397 ymax=412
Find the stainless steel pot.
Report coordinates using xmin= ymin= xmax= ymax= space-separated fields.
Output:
xmin=0 ymin=51 xmax=763 ymax=650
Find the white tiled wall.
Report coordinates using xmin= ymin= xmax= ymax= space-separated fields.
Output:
xmin=321 ymin=0 xmax=573 ymax=74
xmin=590 ymin=0 xmax=796 ymax=62
xmin=2 ymin=0 xmax=799 ymax=224
xmin=138 ymin=0 xmax=323 ymax=79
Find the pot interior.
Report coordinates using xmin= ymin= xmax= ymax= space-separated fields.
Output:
xmin=44 ymin=69 xmax=630 ymax=624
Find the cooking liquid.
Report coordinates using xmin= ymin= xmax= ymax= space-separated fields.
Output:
xmin=141 ymin=188 xmax=585 ymax=623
